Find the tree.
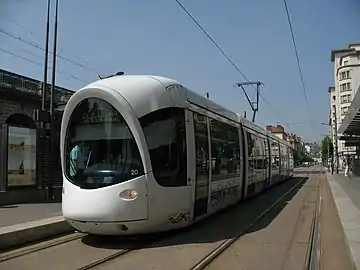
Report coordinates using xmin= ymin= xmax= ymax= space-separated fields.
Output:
xmin=293 ymin=149 xmax=314 ymax=165
xmin=321 ymin=135 xmax=333 ymax=162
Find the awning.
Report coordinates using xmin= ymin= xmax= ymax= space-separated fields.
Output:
xmin=339 ymin=135 xmax=360 ymax=147
xmin=338 ymin=85 xmax=360 ymax=135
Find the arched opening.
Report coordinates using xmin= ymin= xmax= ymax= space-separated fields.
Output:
xmin=6 ymin=113 xmax=37 ymax=129
xmin=6 ymin=113 xmax=37 ymax=187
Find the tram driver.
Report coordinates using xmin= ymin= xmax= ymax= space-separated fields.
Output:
xmin=70 ymin=141 xmax=85 ymax=180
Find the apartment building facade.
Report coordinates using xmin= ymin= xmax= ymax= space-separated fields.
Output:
xmin=330 ymin=43 xmax=360 ymax=156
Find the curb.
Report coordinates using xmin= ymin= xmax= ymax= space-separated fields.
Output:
xmin=0 ymin=216 xmax=74 ymax=250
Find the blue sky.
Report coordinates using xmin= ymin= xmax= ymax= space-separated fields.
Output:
xmin=1 ymin=0 xmax=359 ymax=142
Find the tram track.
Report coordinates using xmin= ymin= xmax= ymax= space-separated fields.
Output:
xmin=304 ymin=166 xmax=322 ymax=270
xmin=77 ymin=168 xmax=320 ymax=270
xmin=190 ymin=166 xmax=321 ymax=270
xmin=0 ymin=231 xmax=84 ymax=263
xmin=0 ymin=167 xmax=321 ymax=270
xmin=76 ymin=230 xmax=181 ymax=270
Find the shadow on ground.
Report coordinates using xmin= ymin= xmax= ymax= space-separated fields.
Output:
xmin=80 ymin=176 xmax=308 ymax=250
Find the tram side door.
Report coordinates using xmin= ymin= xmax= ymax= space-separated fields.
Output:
xmin=188 ymin=111 xmax=210 ymax=220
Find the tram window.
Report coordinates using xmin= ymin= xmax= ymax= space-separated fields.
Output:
xmin=209 ymin=119 xmax=240 ymax=182
xmin=246 ymin=132 xmax=265 ymax=180
xmin=281 ymin=144 xmax=288 ymax=169
xmin=139 ymin=107 xmax=187 ymax=187
xmin=255 ymin=136 xmax=266 ymax=170
xmin=64 ymin=98 xmax=144 ymax=189
xmin=247 ymin=132 xmax=255 ymax=183
xmin=264 ymin=138 xmax=269 ymax=168
xmin=194 ymin=112 xmax=209 ymax=185
xmin=270 ymin=139 xmax=279 ymax=170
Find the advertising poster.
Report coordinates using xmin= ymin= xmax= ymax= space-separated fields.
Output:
xmin=7 ymin=126 xmax=37 ymax=186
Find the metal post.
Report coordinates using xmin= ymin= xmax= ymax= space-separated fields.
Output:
xmin=41 ymin=0 xmax=51 ymax=112
xmin=50 ymin=0 xmax=58 ymax=117
xmin=41 ymin=0 xmax=51 ymax=125
xmin=333 ymin=106 xmax=339 ymax=174
xmin=252 ymin=82 xmax=260 ymax=123
xmin=48 ymin=0 xmax=59 ymax=200
xmin=39 ymin=0 xmax=51 ymax=192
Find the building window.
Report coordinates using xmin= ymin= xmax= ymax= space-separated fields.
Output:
xmin=341 ymin=107 xmax=349 ymax=115
xmin=340 ymin=82 xmax=351 ymax=92
xmin=344 ymin=60 xmax=348 ymax=66
xmin=339 ymin=70 xmax=351 ymax=80
xmin=340 ymin=94 xmax=352 ymax=104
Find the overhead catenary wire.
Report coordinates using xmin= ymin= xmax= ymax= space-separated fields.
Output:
xmin=0 ymin=47 xmax=89 ymax=84
xmin=282 ymin=0 xmax=313 ymax=127
xmin=2 ymin=17 xmax=92 ymax=67
xmin=174 ymin=0 xmax=287 ymax=127
xmin=0 ymin=27 xmax=100 ymax=75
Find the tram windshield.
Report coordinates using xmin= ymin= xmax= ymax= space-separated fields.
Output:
xmin=64 ymin=98 xmax=144 ymax=189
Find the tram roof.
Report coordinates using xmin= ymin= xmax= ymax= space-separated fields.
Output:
xmin=81 ymin=75 xmax=239 ymax=122
xmin=78 ymin=75 xmax=290 ymax=146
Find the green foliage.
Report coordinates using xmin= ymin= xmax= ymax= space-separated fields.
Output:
xmin=293 ymin=149 xmax=314 ymax=165
xmin=321 ymin=135 xmax=333 ymax=162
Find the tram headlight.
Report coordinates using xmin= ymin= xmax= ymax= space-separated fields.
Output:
xmin=119 ymin=189 xmax=138 ymax=200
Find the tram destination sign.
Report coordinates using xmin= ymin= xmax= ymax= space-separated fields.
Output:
xmin=80 ymin=109 xmax=122 ymax=124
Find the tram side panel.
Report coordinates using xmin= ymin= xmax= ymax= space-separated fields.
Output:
xmin=192 ymin=110 xmax=211 ymax=220
xmin=139 ymin=107 xmax=194 ymax=231
xmin=192 ymin=109 xmax=243 ymax=218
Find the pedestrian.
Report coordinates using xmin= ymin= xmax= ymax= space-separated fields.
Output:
xmin=344 ymin=156 xmax=350 ymax=178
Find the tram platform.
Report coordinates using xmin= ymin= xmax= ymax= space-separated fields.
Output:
xmin=0 ymin=203 xmax=72 ymax=250
xmin=327 ymin=172 xmax=360 ymax=269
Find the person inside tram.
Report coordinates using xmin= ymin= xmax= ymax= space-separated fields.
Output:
xmin=70 ymin=141 xmax=85 ymax=180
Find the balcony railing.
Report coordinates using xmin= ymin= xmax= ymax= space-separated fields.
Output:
xmin=0 ymin=69 xmax=74 ymax=104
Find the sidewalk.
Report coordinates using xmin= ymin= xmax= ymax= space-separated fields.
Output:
xmin=327 ymin=172 xmax=360 ymax=269
xmin=0 ymin=203 xmax=62 ymax=227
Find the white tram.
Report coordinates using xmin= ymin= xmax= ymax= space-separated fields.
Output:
xmin=60 ymin=75 xmax=294 ymax=235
